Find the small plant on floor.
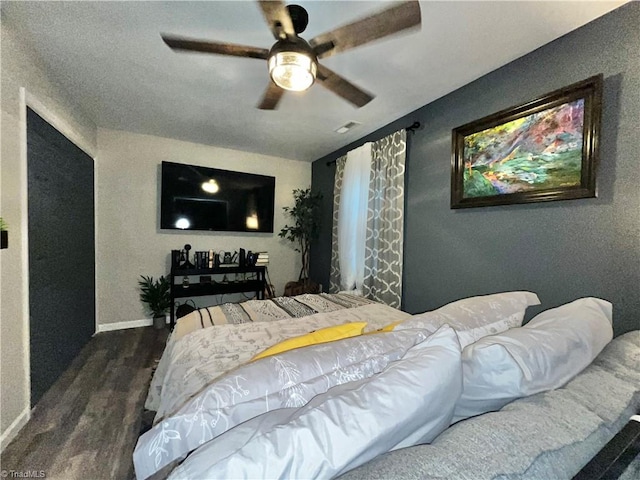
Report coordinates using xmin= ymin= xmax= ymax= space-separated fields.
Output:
xmin=138 ymin=275 xmax=171 ymax=329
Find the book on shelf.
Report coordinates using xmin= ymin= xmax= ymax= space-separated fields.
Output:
xmin=194 ymin=251 xmax=212 ymax=269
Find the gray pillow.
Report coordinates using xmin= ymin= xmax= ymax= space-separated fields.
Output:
xmin=452 ymin=297 xmax=613 ymax=424
xmin=396 ymin=291 xmax=540 ymax=348
xmin=167 ymin=325 xmax=463 ymax=480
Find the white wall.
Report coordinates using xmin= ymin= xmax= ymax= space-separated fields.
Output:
xmin=96 ymin=128 xmax=311 ymax=327
xmin=0 ymin=19 xmax=97 ymax=448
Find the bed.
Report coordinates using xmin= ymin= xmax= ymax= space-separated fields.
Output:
xmin=135 ymin=292 xmax=640 ymax=480
xmin=145 ymin=293 xmax=411 ymax=416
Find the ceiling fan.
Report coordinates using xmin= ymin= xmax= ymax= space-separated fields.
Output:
xmin=161 ymin=1 xmax=421 ymax=110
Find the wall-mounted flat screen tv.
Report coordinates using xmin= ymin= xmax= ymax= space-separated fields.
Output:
xmin=160 ymin=161 xmax=275 ymax=233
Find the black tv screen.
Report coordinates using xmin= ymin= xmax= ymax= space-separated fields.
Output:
xmin=160 ymin=161 xmax=275 ymax=233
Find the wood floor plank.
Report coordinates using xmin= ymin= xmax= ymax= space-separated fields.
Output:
xmin=1 ymin=326 xmax=168 ymax=480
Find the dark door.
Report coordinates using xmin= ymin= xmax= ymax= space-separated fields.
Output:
xmin=27 ymin=108 xmax=95 ymax=407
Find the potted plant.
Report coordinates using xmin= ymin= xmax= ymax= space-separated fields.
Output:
xmin=138 ymin=275 xmax=171 ymax=329
xmin=0 ymin=217 xmax=7 ymax=249
xmin=279 ymin=188 xmax=322 ymax=295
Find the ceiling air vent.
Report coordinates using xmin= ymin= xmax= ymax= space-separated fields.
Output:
xmin=335 ymin=121 xmax=362 ymax=134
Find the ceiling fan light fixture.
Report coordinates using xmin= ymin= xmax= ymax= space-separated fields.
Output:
xmin=269 ymin=51 xmax=317 ymax=91
xmin=267 ymin=38 xmax=317 ymax=92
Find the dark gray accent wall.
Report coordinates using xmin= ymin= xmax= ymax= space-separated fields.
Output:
xmin=28 ymin=108 xmax=95 ymax=406
xmin=311 ymin=3 xmax=639 ymax=336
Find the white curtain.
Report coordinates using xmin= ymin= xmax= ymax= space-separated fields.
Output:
xmin=337 ymin=142 xmax=372 ymax=292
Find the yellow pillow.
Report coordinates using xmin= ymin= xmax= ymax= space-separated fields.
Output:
xmin=252 ymin=322 xmax=367 ymax=361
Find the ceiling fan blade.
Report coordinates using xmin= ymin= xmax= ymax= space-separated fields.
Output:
xmin=310 ymin=1 xmax=421 ymax=59
xmin=316 ymin=64 xmax=374 ymax=108
xmin=257 ymin=1 xmax=296 ymax=40
xmin=257 ymin=81 xmax=285 ymax=110
xmin=162 ymin=35 xmax=269 ymax=60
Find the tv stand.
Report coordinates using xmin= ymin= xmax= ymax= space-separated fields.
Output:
xmin=169 ymin=265 xmax=266 ymax=329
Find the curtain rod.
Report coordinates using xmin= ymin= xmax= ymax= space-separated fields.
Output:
xmin=326 ymin=121 xmax=421 ymax=166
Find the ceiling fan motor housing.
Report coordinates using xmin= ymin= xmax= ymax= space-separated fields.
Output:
xmin=268 ymin=37 xmax=318 ymax=91
xmin=287 ymin=4 xmax=309 ymax=34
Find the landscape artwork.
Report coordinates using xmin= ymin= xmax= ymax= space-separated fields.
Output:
xmin=450 ymin=75 xmax=601 ymax=208
xmin=462 ymin=99 xmax=584 ymax=198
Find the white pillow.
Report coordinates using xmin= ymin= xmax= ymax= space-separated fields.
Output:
xmin=451 ymin=297 xmax=613 ymax=424
xmin=396 ymin=291 xmax=540 ymax=348
xmin=167 ymin=325 xmax=463 ymax=480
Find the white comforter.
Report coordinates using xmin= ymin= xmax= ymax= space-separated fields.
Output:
xmin=145 ymin=302 xmax=411 ymax=417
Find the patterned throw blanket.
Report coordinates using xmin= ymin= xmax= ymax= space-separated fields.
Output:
xmin=172 ymin=293 xmax=377 ymax=342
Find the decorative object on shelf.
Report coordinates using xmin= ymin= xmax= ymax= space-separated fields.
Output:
xmin=451 ymin=74 xmax=602 ymax=209
xmin=181 ymin=244 xmax=195 ymax=268
xmin=279 ymin=188 xmax=322 ymax=294
xmin=0 ymin=217 xmax=7 ymax=250
xmin=138 ymin=275 xmax=171 ymax=329
xmin=172 ymin=244 xmax=195 ymax=270
xmin=218 ymin=250 xmax=238 ymax=267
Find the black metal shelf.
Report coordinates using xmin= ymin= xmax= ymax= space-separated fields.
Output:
xmin=169 ymin=264 xmax=266 ymax=329
xmin=172 ymin=265 xmax=266 ymax=276
xmin=172 ymin=280 xmax=264 ymax=298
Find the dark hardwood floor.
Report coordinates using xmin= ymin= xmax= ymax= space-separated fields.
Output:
xmin=1 ymin=326 xmax=168 ymax=479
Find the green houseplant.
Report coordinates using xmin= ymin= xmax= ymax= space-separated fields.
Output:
xmin=279 ymin=188 xmax=322 ymax=294
xmin=0 ymin=217 xmax=8 ymax=250
xmin=138 ymin=275 xmax=171 ymax=329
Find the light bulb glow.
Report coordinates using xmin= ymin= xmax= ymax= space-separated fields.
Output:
xmin=246 ymin=214 xmax=259 ymax=230
xmin=175 ymin=217 xmax=190 ymax=229
xmin=201 ymin=179 xmax=219 ymax=194
xmin=269 ymin=51 xmax=317 ymax=92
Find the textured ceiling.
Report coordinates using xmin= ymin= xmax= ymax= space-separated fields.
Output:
xmin=1 ymin=1 xmax=626 ymax=162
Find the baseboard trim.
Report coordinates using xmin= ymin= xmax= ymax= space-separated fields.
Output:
xmin=0 ymin=406 xmax=30 ymax=452
xmin=96 ymin=317 xmax=168 ymax=333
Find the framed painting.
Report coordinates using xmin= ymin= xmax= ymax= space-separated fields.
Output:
xmin=451 ymin=74 xmax=602 ymax=209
